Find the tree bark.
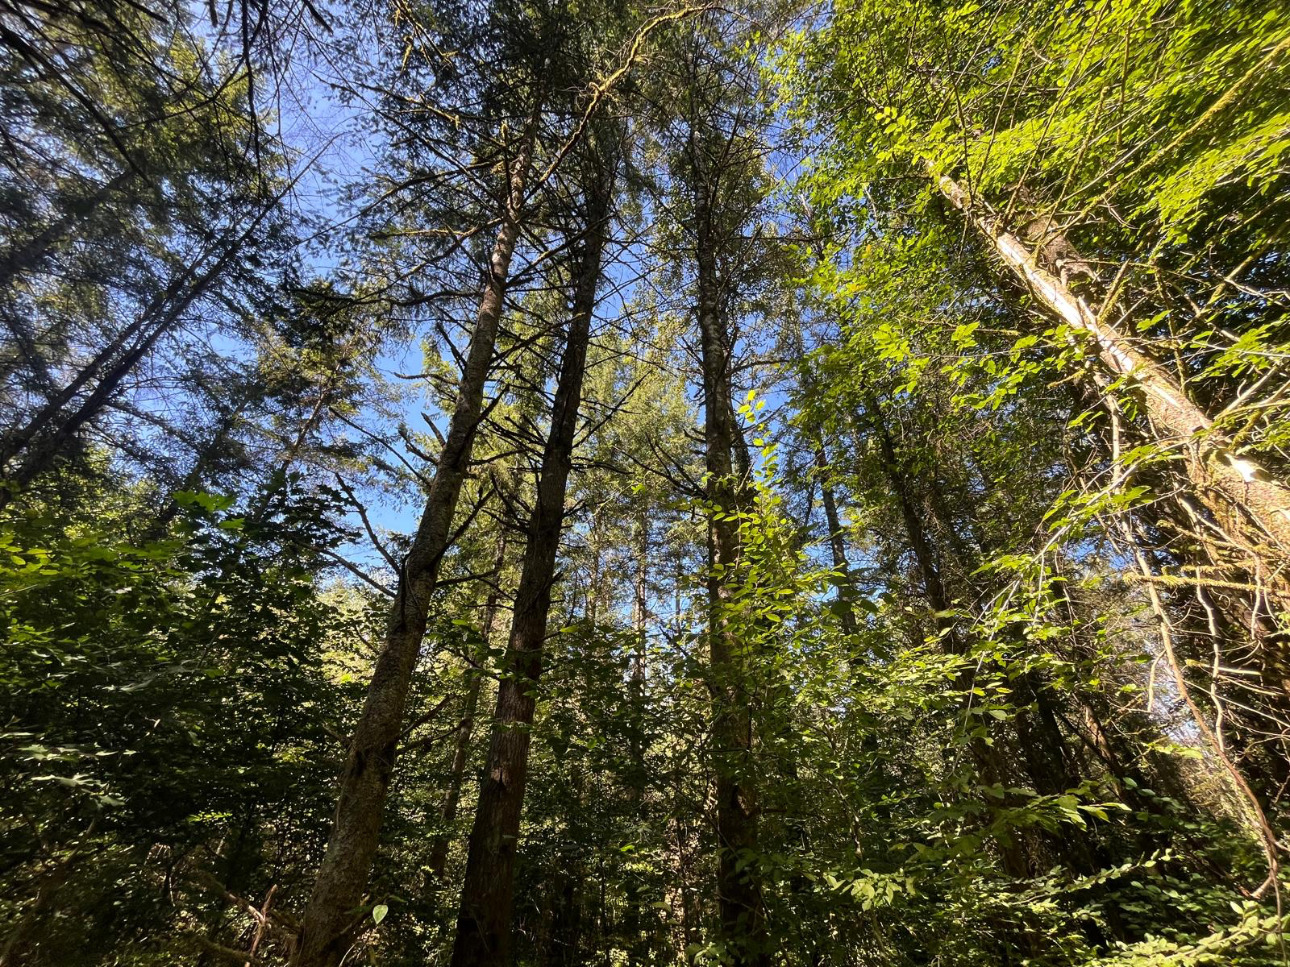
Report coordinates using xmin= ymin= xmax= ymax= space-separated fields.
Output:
xmin=694 ymin=210 xmax=769 ymax=965
xmin=0 ymin=188 xmax=281 ymax=496
xmin=428 ymin=536 xmax=508 ymax=880
xmin=814 ymin=443 xmax=859 ymax=637
xmin=933 ymin=170 xmax=1290 ymax=573
xmin=290 ymin=118 xmax=538 ymax=967
xmin=448 ymin=180 xmax=608 ymax=967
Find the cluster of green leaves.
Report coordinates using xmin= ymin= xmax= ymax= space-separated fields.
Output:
xmin=0 ymin=471 xmax=374 ymax=963
xmin=4 ymin=1 xmax=1290 ymax=965
xmin=766 ymin=0 xmax=1290 ymax=962
xmin=779 ymin=0 xmax=1290 ymax=453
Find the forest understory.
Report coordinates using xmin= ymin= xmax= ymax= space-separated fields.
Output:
xmin=2 ymin=0 xmax=1290 ymax=964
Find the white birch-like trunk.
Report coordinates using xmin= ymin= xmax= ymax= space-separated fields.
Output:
xmin=933 ymin=170 xmax=1290 ymax=570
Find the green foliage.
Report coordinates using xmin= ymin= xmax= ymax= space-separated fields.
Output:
xmin=3 ymin=1 xmax=1290 ymax=965
xmin=0 ymin=474 xmax=370 ymax=963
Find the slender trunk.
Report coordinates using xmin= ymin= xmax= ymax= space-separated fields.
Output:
xmin=794 ymin=327 xmax=860 ymax=635
xmin=0 ymin=861 xmax=70 ymax=967
xmin=544 ymin=871 xmax=583 ymax=967
xmin=0 ymin=173 xmax=131 ymax=390
xmin=695 ymin=220 xmax=768 ymax=964
xmin=1011 ymin=672 xmax=1077 ymax=797
xmin=3 ymin=276 xmax=214 ymax=493
xmin=878 ymin=399 xmax=1118 ymax=898
xmin=866 ymin=397 xmax=1031 ymax=875
xmin=1052 ymin=582 xmax=1193 ymax=805
xmin=933 ymin=171 xmax=1290 ymax=570
xmin=0 ymin=822 xmax=99 ymax=967
xmin=0 ymin=307 xmax=54 ymax=394
xmin=0 ymin=172 xmax=130 ymax=294
xmin=240 ymin=333 xmax=374 ymax=530
xmin=623 ymin=513 xmax=649 ymax=953
xmin=671 ymin=807 xmax=698 ymax=966
xmin=1009 ymin=673 xmax=1116 ymax=889
xmin=291 ymin=118 xmax=538 ymax=967
xmin=429 ymin=537 xmax=509 ymax=880
xmin=588 ymin=540 xmax=602 ymax=625
xmin=868 ymin=401 xmax=952 ymax=618
xmin=814 ymin=443 xmax=859 ymax=636
xmin=629 ymin=512 xmax=649 ymax=802
xmin=0 ymin=190 xmax=280 ymax=494
xmin=449 ymin=186 xmax=607 ymax=967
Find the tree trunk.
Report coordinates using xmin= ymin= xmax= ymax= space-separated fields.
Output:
xmin=933 ymin=170 xmax=1290 ymax=573
xmin=290 ymin=118 xmax=537 ymax=967
xmin=429 ymin=537 xmax=509 ymax=880
xmin=449 ymin=182 xmax=608 ymax=967
xmin=0 ymin=188 xmax=280 ymax=496
xmin=867 ymin=400 xmax=953 ymax=619
xmin=865 ymin=396 xmax=1033 ymax=875
xmin=694 ymin=217 xmax=769 ymax=965
xmin=543 ymin=871 xmax=584 ymax=967
xmin=1 ymin=273 xmax=219 ymax=494
xmin=629 ymin=511 xmax=650 ymax=802
xmin=623 ymin=512 xmax=649 ymax=952
xmin=814 ymin=443 xmax=859 ymax=637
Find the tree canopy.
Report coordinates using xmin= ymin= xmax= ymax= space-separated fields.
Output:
xmin=2 ymin=0 xmax=1290 ymax=964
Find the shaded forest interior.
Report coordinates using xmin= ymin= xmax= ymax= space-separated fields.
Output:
xmin=4 ymin=0 xmax=1290 ymax=964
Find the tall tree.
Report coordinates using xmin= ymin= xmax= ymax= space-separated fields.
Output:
xmin=451 ymin=129 xmax=617 ymax=967
xmin=0 ymin=1 xmax=295 ymax=498
xmin=291 ymin=45 xmax=543 ymax=967
xmin=653 ymin=15 xmax=779 ymax=962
